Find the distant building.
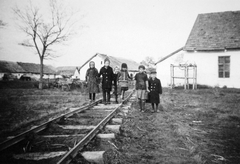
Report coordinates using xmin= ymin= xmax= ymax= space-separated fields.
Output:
xmin=78 ymin=53 xmax=140 ymax=80
xmin=0 ymin=60 xmax=56 ymax=80
xmin=156 ymin=11 xmax=240 ymax=88
xmin=56 ymin=66 xmax=80 ymax=79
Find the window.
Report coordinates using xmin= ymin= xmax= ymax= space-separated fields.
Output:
xmin=218 ymin=56 xmax=230 ymax=78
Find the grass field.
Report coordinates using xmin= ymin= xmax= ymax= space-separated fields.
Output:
xmin=104 ymin=88 xmax=240 ymax=164
xmin=1 ymin=87 xmax=240 ymax=163
xmin=0 ymin=88 xmax=90 ymax=142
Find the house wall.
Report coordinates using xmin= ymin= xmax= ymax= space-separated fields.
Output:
xmin=72 ymin=69 xmax=80 ymax=79
xmin=43 ymin=74 xmax=55 ymax=79
xmin=79 ymin=56 xmax=104 ymax=80
xmin=11 ymin=73 xmax=24 ymax=79
xmin=0 ymin=73 xmax=4 ymax=80
xmin=156 ymin=52 xmax=186 ymax=87
xmin=156 ymin=50 xmax=240 ymax=88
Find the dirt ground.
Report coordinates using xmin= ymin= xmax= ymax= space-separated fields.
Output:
xmin=104 ymin=88 xmax=240 ymax=164
xmin=0 ymin=88 xmax=90 ymax=142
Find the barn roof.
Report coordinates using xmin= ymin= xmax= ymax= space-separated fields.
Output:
xmin=17 ymin=62 xmax=56 ymax=74
xmin=0 ymin=60 xmax=26 ymax=73
xmin=56 ymin=66 xmax=77 ymax=76
xmin=0 ymin=60 xmax=56 ymax=74
xmin=184 ymin=11 xmax=240 ymax=51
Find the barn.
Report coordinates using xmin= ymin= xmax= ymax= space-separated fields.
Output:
xmin=0 ymin=60 xmax=26 ymax=80
xmin=156 ymin=11 xmax=240 ymax=88
xmin=79 ymin=53 xmax=140 ymax=80
xmin=56 ymin=66 xmax=80 ymax=79
xmin=0 ymin=60 xmax=56 ymax=80
xmin=17 ymin=62 xmax=56 ymax=79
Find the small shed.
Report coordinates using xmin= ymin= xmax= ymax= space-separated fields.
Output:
xmin=56 ymin=66 xmax=80 ymax=79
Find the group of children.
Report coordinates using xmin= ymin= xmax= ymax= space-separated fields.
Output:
xmin=85 ymin=58 xmax=162 ymax=112
xmin=135 ymin=65 xmax=162 ymax=112
xmin=85 ymin=58 xmax=130 ymax=105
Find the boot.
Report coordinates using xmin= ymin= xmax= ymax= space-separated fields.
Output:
xmin=103 ymin=91 xmax=107 ymax=104
xmin=115 ymin=95 xmax=118 ymax=104
xmin=138 ymin=99 xmax=142 ymax=112
xmin=107 ymin=92 xmax=111 ymax=104
xmin=142 ymin=100 xmax=146 ymax=112
xmin=156 ymin=104 xmax=160 ymax=112
xmin=151 ymin=103 xmax=155 ymax=113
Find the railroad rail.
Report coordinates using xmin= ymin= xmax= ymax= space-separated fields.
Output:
xmin=0 ymin=99 xmax=102 ymax=152
xmin=0 ymin=90 xmax=134 ymax=164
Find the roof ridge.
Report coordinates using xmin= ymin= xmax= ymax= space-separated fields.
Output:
xmin=198 ymin=10 xmax=240 ymax=16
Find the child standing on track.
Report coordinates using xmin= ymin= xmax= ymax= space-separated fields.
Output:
xmin=119 ymin=63 xmax=131 ymax=100
xmin=148 ymin=69 xmax=162 ymax=112
xmin=113 ymin=66 xmax=121 ymax=103
xmin=85 ymin=61 xmax=99 ymax=103
xmin=99 ymin=58 xmax=113 ymax=105
xmin=134 ymin=65 xmax=149 ymax=112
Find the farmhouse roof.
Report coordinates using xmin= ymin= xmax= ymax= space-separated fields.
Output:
xmin=97 ymin=53 xmax=140 ymax=71
xmin=0 ymin=60 xmax=26 ymax=73
xmin=78 ymin=53 xmax=139 ymax=72
xmin=17 ymin=62 xmax=56 ymax=74
xmin=184 ymin=10 xmax=240 ymax=51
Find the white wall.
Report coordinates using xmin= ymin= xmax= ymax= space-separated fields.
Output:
xmin=156 ymin=52 xmax=186 ymax=87
xmin=72 ymin=69 xmax=80 ymax=79
xmin=11 ymin=73 xmax=23 ymax=79
xmin=79 ymin=55 xmax=104 ymax=80
xmin=0 ymin=73 xmax=4 ymax=80
xmin=157 ymin=50 xmax=240 ymax=88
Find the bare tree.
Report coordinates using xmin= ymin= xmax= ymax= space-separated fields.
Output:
xmin=13 ymin=0 xmax=78 ymax=89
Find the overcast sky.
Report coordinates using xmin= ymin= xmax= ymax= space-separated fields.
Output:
xmin=0 ymin=0 xmax=240 ymax=67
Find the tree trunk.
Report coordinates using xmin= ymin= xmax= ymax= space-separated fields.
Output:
xmin=39 ymin=57 xmax=44 ymax=89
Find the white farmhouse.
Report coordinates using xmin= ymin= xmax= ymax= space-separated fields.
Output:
xmin=156 ymin=11 xmax=240 ymax=88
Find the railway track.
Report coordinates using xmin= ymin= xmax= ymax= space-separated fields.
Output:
xmin=0 ymin=90 xmax=135 ymax=164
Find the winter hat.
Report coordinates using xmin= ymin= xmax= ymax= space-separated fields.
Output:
xmin=138 ymin=65 xmax=145 ymax=70
xmin=89 ymin=61 xmax=95 ymax=67
xmin=121 ymin=63 xmax=128 ymax=69
xmin=150 ymin=68 xmax=157 ymax=74
xmin=104 ymin=58 xmax=110 ymax=63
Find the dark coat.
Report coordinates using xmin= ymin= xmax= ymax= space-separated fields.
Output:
xmin=85 ymin=68 xmax=99 ymax=93
xmin=135 ymin=72 xmax=148 ymax=90
xmin=148 ymin=77 xmax=162 ymax=103
xmin=113 ymin=72 xmax=121 ymax=86
xmin=99 ymin=66 xmax=114 ymax=90
xmin=119 ymin=70 xmax=130 ymax=90
xmin=113 ymin=72 xmax=121 ymax=95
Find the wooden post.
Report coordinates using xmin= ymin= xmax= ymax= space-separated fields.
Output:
xmin=184 ymin=66 xmax=186 ymax=89
xmin=170 ymin=65 xmax=173 ymax=89
xmin=172 ymin=65 xmax=175 ymax=88
xmin=195 ymin=65 xmax=197 ymax=89
xmin=192 ymin=66 xmax=194 ymax=90
xmin=170 ymin=64 xmax=197 ymax=90
xmin=187 ymin=66 xmax=189 ymax=89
